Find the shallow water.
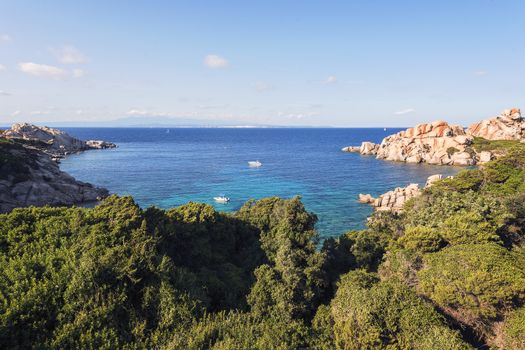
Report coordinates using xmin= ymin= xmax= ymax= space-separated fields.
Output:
xmin=60 ymin=128 xmax=459 ymax=239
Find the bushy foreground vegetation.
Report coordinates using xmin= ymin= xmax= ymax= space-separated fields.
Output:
xmin=1 ymin=147 xmax=525 ymax=349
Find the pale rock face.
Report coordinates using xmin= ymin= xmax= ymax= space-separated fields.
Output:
xmin=3 ymin=123 xmax=116 ymax=158
xmin=374 ymin=121 xmax=474 ymax=165
xmin=360 ymin=141 xmax=380 ymax=155
xmin=341 ymin=146 xmax=361 ymax=152
xmin=466 ymin=108 xmax=524 ymax=140
xmin=358 ymin=193 xmax=374 ymax=204
xmin=359 ymin=174 xmax=451 ymax=212
xmin=478 ymin=151 xmax=493 ymax=164
xmin=425 ymin=174 xmax=443 ymax=188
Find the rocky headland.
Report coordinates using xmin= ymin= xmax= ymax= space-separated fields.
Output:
xmin=343 ymin=108 xmax=523 ymax=166
xmin=2 ymin=123 xmax=116 ymax=161
xmin=0 ymin=124 xmax=115 ymax=213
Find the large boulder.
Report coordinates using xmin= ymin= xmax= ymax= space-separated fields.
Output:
xmin=466 ymin=108 xmax=524 ymax=140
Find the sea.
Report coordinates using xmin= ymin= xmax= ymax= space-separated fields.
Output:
xmin=60 ymin=128 xmax=459 ymax=239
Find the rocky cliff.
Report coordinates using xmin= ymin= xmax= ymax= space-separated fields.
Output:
xmin=0 ymin=139 xmax=108 ymax=213
xmin=466 ymin=108 xmax=524 ymax=140
xmin=2 ymin=123 xmax=116 ymax=160
xmin=342 ymin=108 xmax=523 ymax=166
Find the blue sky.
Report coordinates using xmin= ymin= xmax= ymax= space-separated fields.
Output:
xmin=0 ymin=0 xmax=524 ymax=127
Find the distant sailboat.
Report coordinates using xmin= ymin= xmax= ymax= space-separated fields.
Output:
xmin=248 ymin=160 xmax=262 ymax=168
xmin=383 ymin=128 xmax=387 ymax=131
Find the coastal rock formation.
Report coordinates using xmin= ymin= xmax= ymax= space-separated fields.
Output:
xmin=0 ymin=139 xmax=108 ymax=213
xmin=341 ymin=146 xmax=360 ymax=152
xmin=359 ymin=174 xmax=451 ymax=212
xmin=343 ymin=121 xmax=476 ymax=165
xmin=375 ymin=121 xmax=475 ymax=165
xmin=466 ymin=108 xmax=524 ymax=140
xmin=3 ymin=123 xmax=116 ymax=159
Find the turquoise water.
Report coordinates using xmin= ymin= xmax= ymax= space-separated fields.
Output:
xmin=60 ymin=128 xmax=459 ymax=239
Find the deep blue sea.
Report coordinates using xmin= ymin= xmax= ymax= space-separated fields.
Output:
xmin=60 ymin=128 xmax=459 ymax=239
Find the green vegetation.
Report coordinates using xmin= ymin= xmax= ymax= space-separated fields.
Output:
xmin=471 ymin=136 xmax=525 ymax=153
xmin=446 ymin=146 xmax=459 ymax=155
xmin=1 ymin=146 xmax=525 ymax=349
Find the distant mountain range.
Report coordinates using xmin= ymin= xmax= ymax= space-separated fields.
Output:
xmin=2 ymin=116 xmax=333 ymax=128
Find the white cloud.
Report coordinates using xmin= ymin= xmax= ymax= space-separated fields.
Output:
xmin=54 ymin=46 xmax=87 ymax=64
xmin=324 ymin=75 xmax=337 ymax=84
xmin=0 ymin=34 xmax=11 ymax=43
xmin=0 ymin=90 xmax=12 ymax=96
xmin=394 ymin=108 xmax=415 ymax=115
xmin=204 ymin=54 xmax=228 ymax=68
xmin=73 ymin=69 xmax=85 ymax=78
xmin=253 ymin=81 xmax=272 ymax=92
xmin=126 ymin=109 xmax=150 ymax=116
xmin=278 ymin=111 xmax=318 ymax=120
xmin=10 ymin=110 xmax=20 ymax=117
xmin=18 ymin=62 xmax=68 ymax=79
xmin=473 ymin=70 xmax=487 ymax=76
xmin=30 ymin=110 xmax=51 ymax=116
xmin=0 ymin=64 xmax=5 ymax=71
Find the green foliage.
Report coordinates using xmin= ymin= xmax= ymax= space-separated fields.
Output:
xmin=471 ymin=136 xmax=525 ymax=153
xmin=446 ymin=146 xmax=459 ymax=155
xmin=166 ymin=311 xmax=310 ymax=350
xmin=502 ymin=306 xmax=525 ymax=350
xmin=326 ymin=270 xmax=470 ymax=350
xmin=418 ymin=244 xmax=525 ymax=329
xmin=243 ymin=197 xmax=327 ymax=321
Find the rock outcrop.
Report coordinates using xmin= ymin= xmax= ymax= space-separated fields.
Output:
xmin=375 ymin=121 xmax=476 ymax=165
xmin=3 ymin=123 xmax=116 ymax=159
xmin=466 ymin=108 xmax=524 ymax=140
xmin=358 ymin=174 xmax=451 ymax=212
xmin=0 ymin=139 xmax=108 ymax=213
xmin=343 ymin=108 xmax=524 ymax=166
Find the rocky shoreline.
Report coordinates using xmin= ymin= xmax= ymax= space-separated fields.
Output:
xmin=357 ymin=174 xmax=449 ymax=212
xmin=3 ymin=123 xmax=116 ymax=161
xmin=0 ymin=124 xmax=116 ymax=213
xmin=342 ymin=108 xmax=523 ymax=166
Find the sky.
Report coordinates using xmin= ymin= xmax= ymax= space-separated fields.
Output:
xmin=0 ymin=0 xmax=524 ymax=127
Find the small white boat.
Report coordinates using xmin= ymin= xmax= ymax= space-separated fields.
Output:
xmin=214 ymin=195 xmax=230 ymax=203
xmin=248 ymin=160 xmax=262 ymax=167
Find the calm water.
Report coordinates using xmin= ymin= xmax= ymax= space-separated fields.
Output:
xmin=60 ymin=128 xmax=459 ymax=239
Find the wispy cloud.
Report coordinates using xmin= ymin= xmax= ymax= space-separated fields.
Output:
xmin=204 ymin=54 xmax=228 ymax=68
xmin=10 ymin=110 xmax=20 ymax=118
xmin=0 ymin=34 xmax=12 ymax=43
xmin=473 ymin=70 xmax=487 ymax=76
xmin=394 ymin=108 xmax=415 ymax=115
xmin=253 ymin=81 xmax=272 ymax=92
xmin=18 ymin=62 xmax=68 ymax=79
xmin=278 ymin=111 xmax=319 ymax=120
xmin=73 ymin=69 xmax=85 ymax=78
xmin=30 ymin=110 xmax=51 ymax=116
xmin=0 ymin=90 xmax=12 ymax=96
xmin=0 ymin=64 xmax=5 ymax=71
xmin=323 ymin=75 xmax=337 ymax=84
xmin=53 ymin=46 xmax=87 ymax=64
